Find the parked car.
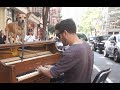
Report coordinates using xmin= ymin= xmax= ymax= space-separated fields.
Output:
xmin=88 ymin=36 xmax=96 ymax=47
xmin=104 ymin=34 xmax=120 ymax=62
xmin=76 ymin=32 xmax=88 ymax=41
xmin=88 ymin=36 xmax=96 ymax=43
xmin=92 ymin=35 xmax=110 ymax=53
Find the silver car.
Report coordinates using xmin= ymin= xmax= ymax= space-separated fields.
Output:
xmin=104 ymin=34 xmax=120 ymax=62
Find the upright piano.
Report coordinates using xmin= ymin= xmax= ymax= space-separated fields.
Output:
xmin=0 ymin=40 xmax=60 ymax=83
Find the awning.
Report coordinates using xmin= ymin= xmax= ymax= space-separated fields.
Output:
xmin=10 ymin=7 xmax=28 ymax=14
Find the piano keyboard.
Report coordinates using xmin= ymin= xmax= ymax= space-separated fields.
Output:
xmin=16 ymin=70 xmax=40 ymax=82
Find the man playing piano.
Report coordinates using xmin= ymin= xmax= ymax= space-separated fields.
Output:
xmin=37 ymin=19 xmax=94 ymax=83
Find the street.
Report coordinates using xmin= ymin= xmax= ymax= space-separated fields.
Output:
xmin=92 ymin=51 xmax=120 ymax=83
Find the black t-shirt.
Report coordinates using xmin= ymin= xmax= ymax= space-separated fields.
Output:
xmin=50 ymin=42 xmax=94 ymax=83
xmin=0 ymin=35 xmax=6 ymax=44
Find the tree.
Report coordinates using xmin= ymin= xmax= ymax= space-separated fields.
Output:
xmin=78 ymin=7 xmax=103 ymax=36
xmin=48 ymin=24 xmax=55 ymax=34
xmin=41 ymin=7 xmax=50 ymax=40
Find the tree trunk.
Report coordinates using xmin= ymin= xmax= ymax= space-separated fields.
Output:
xmin=41 ymin=7 xmax=50 ymax=40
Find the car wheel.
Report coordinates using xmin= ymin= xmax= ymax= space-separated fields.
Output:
xmin=99 ymin=48 xmax=103 ymax=54
xmin=104 ymin=49 xmax=109 ymax=57
xmin=114 ymin=50 xmax=119 ymax=62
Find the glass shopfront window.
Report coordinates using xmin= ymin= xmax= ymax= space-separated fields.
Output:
xmin=7 ymin=8 xmax=17 ymax=22
xmin=7 ymin=9 xmax=12 ymax=18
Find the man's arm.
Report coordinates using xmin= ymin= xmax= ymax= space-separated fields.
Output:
xmin=37 ymin=65 xmax=54 ymax=78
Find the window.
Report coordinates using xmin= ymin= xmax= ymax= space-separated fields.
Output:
xmin=114 ymin=32 xmax=119 ymax=34
xmin=7 ymin=9 xmax=12 ymax=18
xmin=103 ymin=36 xmax=110 ymax=40
xmin=89 ymin=37 xmax=96 ymax=41
xmin=7 ymin=9 xmax=9 ymax=16
xmin=117 ymin=36 xmax=120 ymax=42
xmin=108 ymin=36 xmax=115 ymax=41
xmin=108 ymin=32 xmax=113 ymax=35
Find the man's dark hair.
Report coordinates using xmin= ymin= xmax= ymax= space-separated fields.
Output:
xmin=55 ymin=19 xmax=76 ymax=34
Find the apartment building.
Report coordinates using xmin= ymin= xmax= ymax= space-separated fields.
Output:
xmin=49 ymin=7 xmax=61 ymax=26
xmin=0 ymin=7 xmax=28 ymax=34
xmin=30 ymin=7 xmax=62 ymax=39
xmin=31 ymin=7 xmax=43 ymax=17
xmin=0 ymin=7 xmax=61 ymax=40
xmin=103 ymin=7 xmax=120 ymax=35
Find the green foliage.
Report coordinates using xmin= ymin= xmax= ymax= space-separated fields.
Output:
xmin=48 ymin=24 xmax=55 ymax=34
xmin=78 ymin=7 xmax=103 ymax=36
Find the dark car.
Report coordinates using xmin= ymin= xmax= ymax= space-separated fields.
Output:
xmin=89 ymin=37 xmax=96 ymax=43
xmin=88 ymin=36 xmax=96 ymax=47
xmin=92 ymin=35 xmax=110 ymax=53
xmin=77 ymin=32 xmax=88 ymax=41
xmin=104 ymin=34 xmax=120 ymax=62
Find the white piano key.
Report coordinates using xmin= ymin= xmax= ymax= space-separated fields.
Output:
xmin=17 ymin=71 xmax=40 ymax=82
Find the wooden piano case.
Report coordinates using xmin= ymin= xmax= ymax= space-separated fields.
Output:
xmin=0 ymin=40 xmax=60 ymax=83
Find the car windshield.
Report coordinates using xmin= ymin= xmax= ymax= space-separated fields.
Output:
xmin=77 ymin=33 xmax=87 ymax=41
xmin=97 ymin=36 xmax=110 ymax=41
xmin=117 ymin=36 xmax=120 ymax=42
xmin=89 ymin=37 xmax=96 ymax=41
xmin=103 ymin=36 xmax=110 ymax=40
